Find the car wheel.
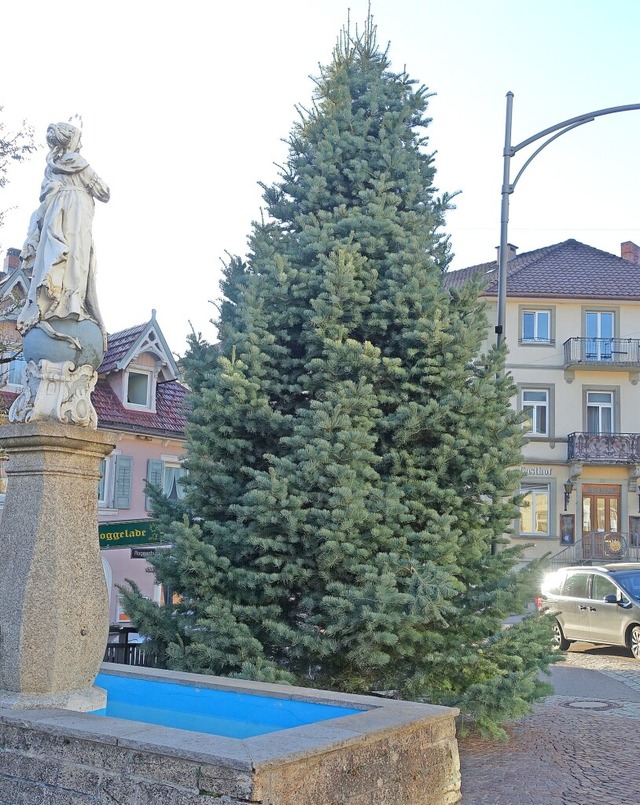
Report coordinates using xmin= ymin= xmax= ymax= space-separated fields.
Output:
xmin=552 ymin=620 xmax=570 ymax=651
xmin=629 ymin=626 xmax=640 ymax=660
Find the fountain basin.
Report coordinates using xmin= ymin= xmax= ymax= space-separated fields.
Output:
xmin=0 ymin=664 xmax=461 ymax=804
xmin=91 ymin=671 xmax=363 ymax=738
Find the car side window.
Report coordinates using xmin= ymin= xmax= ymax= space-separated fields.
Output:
xmin=591 ymin=575 xmax=617 ymax=601
xmin=562 ymin=573 xmax=589 ymax=598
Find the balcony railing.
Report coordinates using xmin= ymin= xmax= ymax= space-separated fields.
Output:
xmin=564 ymin=337 xmax=640 ymax=367
xmin=567 ymin=432 xmax=640 ymax=463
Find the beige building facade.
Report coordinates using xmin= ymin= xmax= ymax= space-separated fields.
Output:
xmin=447 ymin=239 xmax=640 ymax=562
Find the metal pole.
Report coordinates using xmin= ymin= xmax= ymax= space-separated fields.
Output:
xmin=494 ymin=99 xmax=640 ymax=350
xmin=496 ymin=91 xmax=513 ymax=350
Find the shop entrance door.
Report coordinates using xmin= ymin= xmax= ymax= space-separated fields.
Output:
xmin=582 ymin=484 xmax=622 ymax=560
xmin=582 ymin=485 xmax=620 ymax=534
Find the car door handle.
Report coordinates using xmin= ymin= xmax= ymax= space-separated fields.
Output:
xmin=589 ymin=607 xmax=597 ymax=611
xmin=579 ymin=605 xmax=588 ymax=610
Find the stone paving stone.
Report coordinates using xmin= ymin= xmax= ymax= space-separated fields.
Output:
xmin=459 ymin=645 xmax=640 ymax=805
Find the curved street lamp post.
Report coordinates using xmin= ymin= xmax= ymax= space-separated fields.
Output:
xmin=496 ymin=93 xmax=640 ymax=348
xmin=491 ymin=95 xmax=640 ymax=557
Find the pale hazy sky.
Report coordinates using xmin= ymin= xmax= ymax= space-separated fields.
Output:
xmin=2 ymin=1 xmax=640 ymax=354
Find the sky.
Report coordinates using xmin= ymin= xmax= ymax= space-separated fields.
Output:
xmin=1 ymin=0 xmax=640 ymax=355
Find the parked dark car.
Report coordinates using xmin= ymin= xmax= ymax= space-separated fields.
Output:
xmin=539 ymin=563 xmax=640 ymax=659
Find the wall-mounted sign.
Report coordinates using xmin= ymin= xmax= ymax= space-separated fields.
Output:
xmin=99 ymin=520 xmax=162 ymax=549
xmin=583 ymin=485 xmax=620 ymax=496
xmin=521 ymin=466 xmax=553 ymax=476
xmin=131 ymin=548 xmax=157 ymax=559
xmin=560 ymin=514 xmax=575 ymax=545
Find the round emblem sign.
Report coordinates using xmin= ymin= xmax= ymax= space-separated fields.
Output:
xmin=603 ymin=532 xmax=626 ymax=559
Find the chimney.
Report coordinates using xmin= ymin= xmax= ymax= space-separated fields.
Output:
xmin=621 ymin=241 xmax=640 ymax=265
xmin=495 ymin=243 xmax=518 ymax=264
xmin=2 ymin=247 xmax=21 ymax=275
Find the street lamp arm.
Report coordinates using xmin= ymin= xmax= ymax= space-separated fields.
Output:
xmin=510 ymin=119 xmax=594 ymax=193
xmin=496 ymin=95 xmax=640 ymax=353
xmin=512 ymin=103 xmax=640 ymax=154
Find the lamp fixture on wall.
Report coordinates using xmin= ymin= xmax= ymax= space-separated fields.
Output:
xmin=563 ymin=480 xmax=575 ymax=512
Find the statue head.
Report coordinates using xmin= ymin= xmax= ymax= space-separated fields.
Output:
xmin=46 ymin=122 xmax=82 ymax=154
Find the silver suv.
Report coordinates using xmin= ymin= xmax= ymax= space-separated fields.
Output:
xmin=540 ymin=563 xmax=640 ymax=659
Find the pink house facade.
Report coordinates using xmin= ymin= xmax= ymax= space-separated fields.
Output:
xmin=92 ymin=316 xmax=188 ymax=626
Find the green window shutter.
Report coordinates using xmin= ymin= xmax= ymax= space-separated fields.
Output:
xmin=114 ymin=456 xmax=133 ymax=509
xmin=146 ymin=459 xmax=164 ymax=512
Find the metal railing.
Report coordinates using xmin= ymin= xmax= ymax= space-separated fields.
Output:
xmin=549 ymin=531 xmax=640 ymax=570
xmin=567 ymin=432 xmax=640 ymax=463
xmin=103 ymin=643 xmax=157 ymax=667
xmin=564 ymin=337 xmax=640 ymax=367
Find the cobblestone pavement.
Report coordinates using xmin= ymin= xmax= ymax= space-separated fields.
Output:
xmin=458 ymin=645 xmax=640 ymax=804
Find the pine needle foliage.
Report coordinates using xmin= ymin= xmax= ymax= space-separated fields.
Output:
xmin=123 ymin=15 xmax=557 ymax=734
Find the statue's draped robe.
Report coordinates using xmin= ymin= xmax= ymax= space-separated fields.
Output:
xmin=17 ymin=152 xmax=110 ymax=341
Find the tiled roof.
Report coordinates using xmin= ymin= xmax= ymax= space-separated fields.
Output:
xmin=92 ymin=379 xmax=188 ymax=437
xmin=0 ymin=390 xmax=16 ymax=415
xmin=444 ymin=239 xmax=640 ymax=299
xmin=98 ymin=323 xmax=147 ymax=373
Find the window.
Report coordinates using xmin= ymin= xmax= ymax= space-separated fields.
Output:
xmin=115 ymin=593 xmax=131 ymax=623
xmin=562 ymin=573 xmax=589 ymax=598
xmin=522 ymin=389 xmax=548 ymax=436
xmin=585 ymin=311 xmax=614 ymax=361
xmin=521 ymin=309 xmax=551 ymax=343
xmin=127 ymin=371 xmax=151 ymax=407
xmin=146 ymin=458 xmax=186 ymax=511
xmin=586 ymin=391 xmax=614 ymax=434
xmin=7 ymin=355 xmax=26 ymax=385
xmin=99 ymin=454 xmax=132 ymax=510
xmin=519 ymin=483 xmax=550 ymax=536
xmin=98 ymin=458 xmax=107 ymax=504
xmin=591 ymin=575 xmax=617 ymax=601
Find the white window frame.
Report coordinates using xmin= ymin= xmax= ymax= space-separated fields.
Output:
xmin=124 ymin=368 xmax=155 ymax=411
xmin=115 ymin=592 xmax=131 ymax=624
xmin=519 ymin=483 xmax=550 ymax=537
xmin=586 ymin=390 xmax=614 ymax=435
xmin=521 ymin=309 xmax=552 ymax=344
xmin=98 ymin=457 xmax=109 ymax=507
xmin=97 ymin=454 xmax=120 ymax=514
xmin=522 ymin=388 xmax=549 ymax=437
xmin=585 ymin=310 xmax=615 ymax=362
xmin=146 ymin=456 xmax=187 ymax=512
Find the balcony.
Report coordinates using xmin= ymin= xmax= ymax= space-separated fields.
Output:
xmin=564 ymin=337 xmax=640 ymax=368
xmin=567 ymin=432 xmax=640 ymax=464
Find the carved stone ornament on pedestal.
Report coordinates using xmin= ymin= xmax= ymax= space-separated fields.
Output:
xmin=9 ymin=359 xmax=99 ymax=428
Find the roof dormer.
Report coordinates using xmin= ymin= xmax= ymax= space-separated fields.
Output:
xmin=99 ymin=311 xmax=181 ymax=413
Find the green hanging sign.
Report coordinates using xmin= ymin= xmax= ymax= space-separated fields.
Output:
xmin=99 ymin=519 xmax=163 ymax=548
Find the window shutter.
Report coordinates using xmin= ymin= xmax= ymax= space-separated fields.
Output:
xmin=114 ymin=456 xmax=133 ymax=509
xmin=146 ymin=459 xmax=164 ymax=512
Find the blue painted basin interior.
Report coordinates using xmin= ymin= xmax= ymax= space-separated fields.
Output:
xmin=91 ymin=673 xmax=363 ymax=738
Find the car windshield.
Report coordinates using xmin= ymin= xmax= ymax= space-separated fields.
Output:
xmin=611 ymin=570 xmax=640 ymax=599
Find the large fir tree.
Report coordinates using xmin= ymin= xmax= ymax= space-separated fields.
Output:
xmin=124 ymin=18 xmax=556 ymax=736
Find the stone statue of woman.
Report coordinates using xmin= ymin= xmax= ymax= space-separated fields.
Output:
xmin=17 ymin=122 xmax=109 ymax=350
xmin=10 ymin=122 xmax=110 ymax=427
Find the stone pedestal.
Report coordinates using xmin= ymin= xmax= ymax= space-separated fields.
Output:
xmin=0 ymin=422 xmax=115 ymax=711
